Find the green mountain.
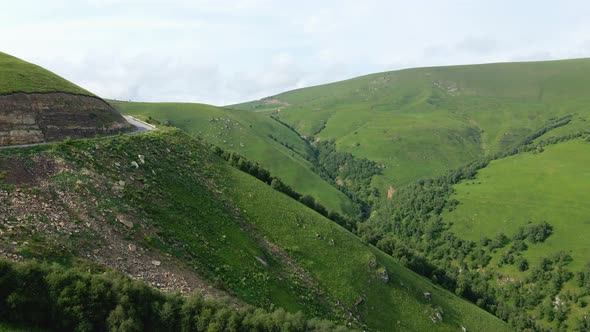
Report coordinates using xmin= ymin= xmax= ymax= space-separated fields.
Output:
xmin=231 ymin=58 xmax=590 ymax=192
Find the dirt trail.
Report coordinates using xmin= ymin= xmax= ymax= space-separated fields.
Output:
xmin=387 ymin=186 xmax=395 ymax=199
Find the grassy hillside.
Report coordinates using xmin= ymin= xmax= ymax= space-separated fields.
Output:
xmin=0 ymin=52 xmax=91 ymax=95
xmin=441 ymin=138 xmax=590 ymax=329
xmin=231 ymin=58 xmax=590 ymax=192
xmin=110 ymin=101 xmax=356 ymax=216
xmin=445 ymin=139 xmax=590 ymax=270
xmin=0 ymin=129 xmax=509 ymax=331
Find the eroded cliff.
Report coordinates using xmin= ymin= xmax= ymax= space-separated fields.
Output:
xmin=0 ymin=92 xmax=132 ymax=146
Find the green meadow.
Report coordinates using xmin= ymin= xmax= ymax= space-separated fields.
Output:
xmin=445 ymin=139 xmax=590 ymax=272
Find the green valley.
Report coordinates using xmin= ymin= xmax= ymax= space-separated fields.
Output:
xmin=0 ymin=128 xmax=509 ymax=331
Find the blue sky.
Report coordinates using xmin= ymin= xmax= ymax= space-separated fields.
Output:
xmin=2 ymin=0 xmax=590 ymax=105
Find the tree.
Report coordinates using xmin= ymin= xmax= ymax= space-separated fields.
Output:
xmin=516 ymin=257 xmax=529 ymax=271
xmin=299 ymin=195 xmax=316 ymax=208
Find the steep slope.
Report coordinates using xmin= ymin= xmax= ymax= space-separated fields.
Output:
xmin=231 ymin=58 xmax=590 ymax=192
xmin=110 ymin=101 xmax=356 ymax=216
xmin=0 ymin=129 xmax=509 ymax=331
xmin=0 ymin=52 xmax=131 ymax=146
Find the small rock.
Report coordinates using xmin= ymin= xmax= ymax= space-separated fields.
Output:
xmin=151 ymin=260 xmax=161 ymax=266
xmin=138 ymin=155 xmax=145 ymax=164
xmin=131 ymin=161 xmax=139 ymax=168
xmin=118 ymin=217 xmax=133 ymax=229
xmin=380 ymin=269 xmax=389 ymax=283
xmin=254 ymin=256 xmax=268 ymax=267
xmin=128 ymin=244 xmax=137 ymax=252
xmin=118 ymin=180 xmax=126 ymax=186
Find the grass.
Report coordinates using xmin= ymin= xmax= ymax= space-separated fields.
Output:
xmin=0 ymin=129 xmax=509 ymax=331
xmin=0 ymin=52 xmax=91 ymax=96
xmin=231 ymin=58 xmax=590 ymax=192
xmin=110 ymin=101 xmax=356 ymax=215
xmin=444 ymin=139 xmax=590 ymax=272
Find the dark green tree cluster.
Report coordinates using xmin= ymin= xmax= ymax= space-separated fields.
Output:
xmin=313 ymin=140 xmax=382 ymax=201
xmin=513 ymin=221 xmax=553 ymax=244
xmin=0 ymin=260 xmax=350 ymax=332
xmin=268 ymin=115 xmax=375 ymax=220
xmin=212 ymin=147 xmax=272 ymax=184
xmin=521 ymin=115 xmax=572 ymax=145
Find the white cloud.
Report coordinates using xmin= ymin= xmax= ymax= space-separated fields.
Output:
xmin=1 ymin=0 xmax=590 ymax=105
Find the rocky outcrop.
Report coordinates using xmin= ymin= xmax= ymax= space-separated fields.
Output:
xmin=0 ymin=92 xmax=132 ymax=146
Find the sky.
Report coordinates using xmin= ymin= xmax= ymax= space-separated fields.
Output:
xmin=2 ymin=0 xmax=590 ymax=105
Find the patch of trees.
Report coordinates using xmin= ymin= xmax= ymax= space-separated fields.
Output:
xmin=211 ymin=146 xmax=357 ymax=231
xmin=311 ymin=140 xmax=382 ymax=219
xmin=0 ymin=260 xmax=349 ymax=332
xmin=268 ymin=116 xmax=379 ymax=220
xmin=575 ymin=263 xmax=590 ymax=293
xmin=314 ymin=140 xmax=381 ymax=198
xmin=486 ymin=115 xmax=590 ymax=162
xmin=522 ymin=115 xmax=572 ymax=145
xmin=356 ymin=155 xmax=568 ymax=330
xmin=513 ymin=221 xmax=553 ymax=244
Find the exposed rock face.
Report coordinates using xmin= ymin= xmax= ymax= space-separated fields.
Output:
xmin=0 ymin=92 xmax=132 ymax=146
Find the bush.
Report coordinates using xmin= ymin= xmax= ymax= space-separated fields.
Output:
xmin=525 ymin=221 xmax=553 ymax=243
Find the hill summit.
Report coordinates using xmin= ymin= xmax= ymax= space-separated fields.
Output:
xmin=0 ymin=52 xmax=131 ymax=146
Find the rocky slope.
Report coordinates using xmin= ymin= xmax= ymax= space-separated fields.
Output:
xmin=0 ymin=92 xmax=131 ymax=146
